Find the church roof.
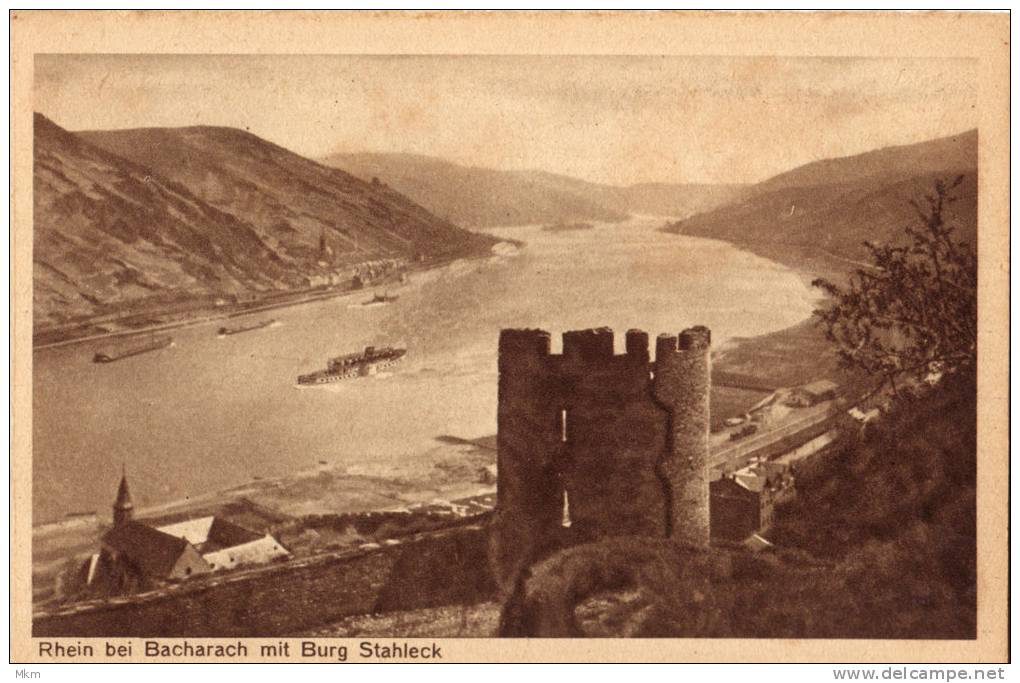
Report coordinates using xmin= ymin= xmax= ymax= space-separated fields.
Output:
xmin=157 ymin=516 xmax=262 ymax=553
xmin=157 ymin=517 xmax=217 ymax=546
xmin=102 ymin=521 xmax=190 ymax=578
xmin=202 ymin=534 xmax=290 ymax=571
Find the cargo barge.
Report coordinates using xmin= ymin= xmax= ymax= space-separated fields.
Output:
xmin=297 ymin=345 xmax=407 ymax=385
xmin=217 ymin=318 xmax=275 ymax=336
xmin=93 ymin=335 xmax=173 ymax=363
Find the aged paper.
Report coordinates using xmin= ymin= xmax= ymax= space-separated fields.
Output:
xmin=10 ymin=10 xmax=1009 ymax=663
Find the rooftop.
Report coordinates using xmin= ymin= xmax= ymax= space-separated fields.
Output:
xmin=102 ymin=521 xmax=190 ymax=577
xmin=799 ymin=379 xmax=839 ymax=396
xmin=157 ymin=516 xmax=262 ymax=553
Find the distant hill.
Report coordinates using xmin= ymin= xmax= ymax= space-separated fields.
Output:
xmin=609 ymin=182 xmax=749 ymax=219
xmin=757 ymin=130 xmax=977 ymax=193
xmin=321 ymin=152 xmax=746 ymax=227
xmin=665 ymin=131 xmax=977 ymax=275
xmin=33 ymin=114 xmax=495 ymax=331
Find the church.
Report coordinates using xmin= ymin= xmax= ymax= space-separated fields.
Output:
xmin=79 ymin=473 xmax=290 ymax=596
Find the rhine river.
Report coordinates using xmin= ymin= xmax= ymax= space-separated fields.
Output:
xmin=32 ymin=216 xmax=817 ymax=523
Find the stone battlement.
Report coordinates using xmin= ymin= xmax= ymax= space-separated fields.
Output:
xmin=498 ymin=326 xmax=709 ymax=363
xmin=493 ymin=326 xmax=711 ymax=586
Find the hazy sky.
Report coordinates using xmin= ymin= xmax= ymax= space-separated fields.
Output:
xmin=35 ymin=54 xmax=977 ymax=186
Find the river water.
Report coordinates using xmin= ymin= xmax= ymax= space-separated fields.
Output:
xmin=32 ymin=217 xmax=816 ymax=523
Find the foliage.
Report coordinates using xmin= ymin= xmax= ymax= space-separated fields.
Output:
xmin=499 ymin=341 xmax=977 ymax=639
xmin=812 ymin=177 xmax=977 ymax=393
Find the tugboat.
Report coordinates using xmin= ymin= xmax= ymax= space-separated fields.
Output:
xmin=93 ymin=335 xmax=173 ymax=363
xmin=362 ymin=291 xmax=399 ymax=306
xmin=297 ymin=346 xmax=407 ymax=385
xmin=217 ymin=318 xmax=275 ymax=336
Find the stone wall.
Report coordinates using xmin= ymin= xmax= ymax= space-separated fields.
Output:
xmin=493 ymin=326 xmax=710 ymax=585
xmin=34 ymin=523 xmax=494 ymax=637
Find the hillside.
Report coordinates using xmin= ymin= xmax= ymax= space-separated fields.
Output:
xmin=498 ymin=369 xmax=976 ymax=638
xmin=33 ymin=114 xmax=495 ymax=334
xmin=666 ymin=131 xmax=978 ymax=275
xmin=79 ymin=127 xmax=496 ymax=268
xmin=757 ymin=130 xmax=977 ymax=193
xmin=34 ymin=114 xmax=296 ymax=330
xmin=322 ymin=152 xmax=745 ymax=227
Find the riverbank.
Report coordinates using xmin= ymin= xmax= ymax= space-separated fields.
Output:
xmin=34 ymin=245 xmax=516 ymax=350
xmin=662 ymin=217 xmax=857 ymax=290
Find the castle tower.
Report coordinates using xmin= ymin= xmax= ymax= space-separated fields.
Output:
xmin=494 ymin=329 xmax=562 ymax=581
xmin=112 ymin=468 xmax=134 ymax=527
xmin=652 ymin=326 xmax=712 ymax=548
xmin=492 ymin=325 xmax=712 ymax=586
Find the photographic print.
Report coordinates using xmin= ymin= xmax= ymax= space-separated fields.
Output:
xmin=10 ymin=10 xmax=1009 ymax=663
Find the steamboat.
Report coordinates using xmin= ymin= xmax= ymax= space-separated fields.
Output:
xmin=297 ymin=345 xmax=407 ymax=385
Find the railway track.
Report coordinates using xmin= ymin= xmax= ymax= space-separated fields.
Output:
xmin=709 ymin=403 xmax=835 ymax=469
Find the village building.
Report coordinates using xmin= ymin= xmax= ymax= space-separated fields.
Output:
xmin=786 ymin=379 xmax=840 ymax=407
xmin=710 ymin=461 xmax=795 ymax=542
xmin=156 ymin=515 xmax=289 ymax=572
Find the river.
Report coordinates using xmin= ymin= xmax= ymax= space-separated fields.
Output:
xmin=31 ymin=216 xmax=816 ymax=523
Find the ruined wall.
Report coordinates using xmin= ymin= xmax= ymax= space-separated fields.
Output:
xmin=494 ymin=326 xmax=710 ymax=584
xmin=34 ymin=524 xmax=494 ymax=637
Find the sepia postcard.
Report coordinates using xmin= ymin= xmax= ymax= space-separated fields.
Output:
xmin=9 ymin=10 xmax=1010 ymax=664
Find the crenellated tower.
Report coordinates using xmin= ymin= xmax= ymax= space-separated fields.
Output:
xmin=493 ymin=326 xmax=711 ymax=584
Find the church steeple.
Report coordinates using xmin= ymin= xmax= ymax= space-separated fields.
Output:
xmin=113 ymin=465 xmax=134 ymax=527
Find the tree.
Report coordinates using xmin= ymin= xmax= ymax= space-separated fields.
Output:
xmin=812 ymin=176 xmax=977 ymax=395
